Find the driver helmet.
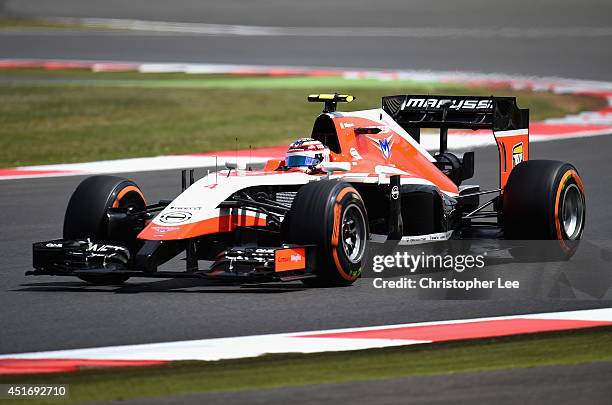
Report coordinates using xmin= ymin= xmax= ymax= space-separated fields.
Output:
xmin=285 ymin=138 xmax=330 ymax=170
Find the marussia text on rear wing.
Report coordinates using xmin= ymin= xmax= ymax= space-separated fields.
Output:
xmin=382 ymin=95 xmax=530 ymax=188
xmin=382 ymin=95 xmax=529 ymax=131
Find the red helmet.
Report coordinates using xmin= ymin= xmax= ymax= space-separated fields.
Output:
xmin=285 ymin=138 xmax=330 ymax=169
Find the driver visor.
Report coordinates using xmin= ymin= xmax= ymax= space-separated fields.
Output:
xmin=286 ymin=155 xmax=319 ymax=168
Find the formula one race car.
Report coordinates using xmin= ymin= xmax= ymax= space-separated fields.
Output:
xmin=31 ymin=93 xmax=586 ymax=286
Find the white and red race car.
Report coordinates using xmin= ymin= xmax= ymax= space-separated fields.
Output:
xmin=31 ymin=93 xmax=586 ymax=287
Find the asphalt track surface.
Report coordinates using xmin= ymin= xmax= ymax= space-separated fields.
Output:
xmin=1 ymin=0 xmax=612 ymax=80
xmin=107 ymin=361 xmax=612 ymax=405
xmin=1 ymin=137 xmax=611 ymax=355
xmin=0 ymin=0 xmax=610 ymax=367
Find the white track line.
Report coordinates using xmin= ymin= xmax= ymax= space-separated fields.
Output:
xmin=19 ymin=156 xmax=263 ymax=175
xmin=46 ymin=18 xmax=612 ymax=39
xmin=1 ymin=308 xmax=610 ymax=362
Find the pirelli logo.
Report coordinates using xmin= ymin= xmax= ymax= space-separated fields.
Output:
xmin=274 ymin=248 xmax=306 ymax=272
xmin=404 ymin=98 xmax=493 ymax=110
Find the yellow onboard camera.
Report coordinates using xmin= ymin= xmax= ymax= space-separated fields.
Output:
xmin=308 ymin=93 xmax=355 ymax=113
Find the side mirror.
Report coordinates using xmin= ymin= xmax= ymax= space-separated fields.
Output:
xmin=320 ymin=161 xmax=351 ymax=173
xmin=225 ymin=161 xmax=246 ymax=170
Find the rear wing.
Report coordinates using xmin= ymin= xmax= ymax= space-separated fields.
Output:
xmin=382 ymin=95 xmax=528 ymax=132
xmin=382 ymin=95 xmax=530 ymax=188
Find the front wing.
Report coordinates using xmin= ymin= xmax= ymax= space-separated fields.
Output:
xmin=30 ymin=239 xmax=317 ymax=283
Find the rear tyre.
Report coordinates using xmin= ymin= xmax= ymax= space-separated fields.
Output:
xmin=63 ymin=175 xmax=146 ymax=285
xmin=502 ymin=160 xmax=585 ymax=259
xmin=287 ymin=180 xmax=368 ymax=287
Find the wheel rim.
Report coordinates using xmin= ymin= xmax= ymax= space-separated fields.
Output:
xmin=561 ymin=183 xmax=584 ymax=240
xmin=115 ymin=190 xmax=145 ymax=211
xmin=110 ymin=189 xmax=146 ymax=243
xmin=341 ymin=203 xmax=367 ymax=263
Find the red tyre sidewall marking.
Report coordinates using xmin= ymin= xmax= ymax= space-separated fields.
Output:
xmin=111 ymin=185 xmax=145 ymax=208
xmin=554 ymin=169 xmax=585 ymax=251
xmin=331 ymin=187 xmax=361 ymax=281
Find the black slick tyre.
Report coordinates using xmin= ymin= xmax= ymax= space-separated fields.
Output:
xmin=63 ymin=175 xmax=146 ymax=285
xmin=287 ymin=180 xmax=368 ymax=287
xmin=502 ymin=160 xmax=585 ymax=259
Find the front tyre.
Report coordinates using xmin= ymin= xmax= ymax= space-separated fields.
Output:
xmin=502 ymin=160 xmax=585 ymax=259
xmin=63 ymin=175 xmax=146 ymax=285
xmin=287 ymin=180 xmax=368 ymax=287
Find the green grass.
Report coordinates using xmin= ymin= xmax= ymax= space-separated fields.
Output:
xmin=1 ymin=327 xmax=610 ymax=405
xmin=0 ymin=70 xmax=605 ymax=167
xmin=0 ymin=18 xmax=84 ymax=30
